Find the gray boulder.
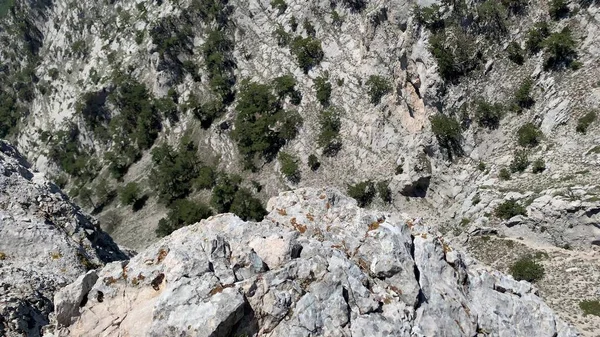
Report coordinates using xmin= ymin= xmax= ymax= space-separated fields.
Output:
xmin=53 ymin=187 xmax=578 ymax=337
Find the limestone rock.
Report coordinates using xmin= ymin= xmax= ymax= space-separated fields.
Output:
xmin=0 ymin=141 xmax=127 ymax=337
xmin=53 ymin=188 xmax=578 ymax=337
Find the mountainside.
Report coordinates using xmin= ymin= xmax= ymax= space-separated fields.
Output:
xmin=1 ymin=0 xmax=600 ymax=334
xmin=47 ymin=187 xmax=578 ymax=337
xmin=0 ymin=140 xmax=128 ymax=337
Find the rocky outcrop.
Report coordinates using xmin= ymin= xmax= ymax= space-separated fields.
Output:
xmin=0 ymin=141 xmax=128 ymax=337
xmin=51 ymin=187 xmax=578 ymax=337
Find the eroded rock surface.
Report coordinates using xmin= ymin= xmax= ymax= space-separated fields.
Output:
xmin=51 ymin=188 xmax=578 ymax=337
xmin=0 ymin=141 xmax=127 ymax=336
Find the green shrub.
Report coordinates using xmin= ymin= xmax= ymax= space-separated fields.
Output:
xmin=510 ymin=149 xmax=530 ymax=173
xmin=347 ymin=181 xmax=376 ymax=207
xmin=318 ymin=107 xmax=342 ymax=156
xmin=278 ymin=152 xmax=300 ymax=183
xmin=308 ymin=154 xmax=320 ymax=171
xmin=303 ymin=19 xmax=316 ymax=37
xmin=271 ymin=0 xmax=287 ymax=14
xmin=76 ymin=91 xmax=110 ymax=140
xmin=478 ymin=161 xmax=486 ymax=171
xmin=108 ymin=77 xmax=161 ymax=150
xmin=0 ymin=0 xmax=15 ymax=18
xmin=78 ymin=187 xmax=94 ymax=208
xmin=135 ymin=30 xmax=145 ymax=45
xmin=71 ymin=40 xmax=88 ymax=57
xmin=202 ymin=29 xmax=235 ymax=102
xmin=229 ymin=188 xmax=267 ymax=221
xmin=150 ymin=17 xmax=193 ymax=59
xmin=514 ymin=78 xmax=534 ymax=111
xmin=365 ymin=75 xmax=392 ymax=105
xmin=95 ymin=178 xmax=116 ymax=207
xmin=104 ymin=148 xmax=140 ymax=180
xmin=475 ymin=100 xmax=503 ymax=129
xmin=495 ymin=198 xmax=527 ymax=219
xmin=532 ymin=158 xmax=546 ymax=173
xmin=314 ymin=75 xmax=332 ymax=107
xmin=507 ymin=41 xmax=524 ymax=65
xmin=430 ymin=114 xmax=463 ymax=160
xmin=0 ymin=91 xmax=21 ymax=138
xmin=499 ymin=168 xmax=512 ymax=180
xmin=119 ymin=182 xmax=140 ymax=205
xmin=517 ymin=123 xmax=542 ymax=147
xmin=48 ymin=125 xmax=97 ymax=180
xmin=476 ymin=0 xmax=507 ymax=37
xmin=331 ymin=10 xmax=343 ymax=27
xmin=414 ymin=4 xmax=445 ymax=32
xmin=543 ymin=28 xmax=578 ymax=70
xmin=289 ymin=16 xmax=298 ymax=32
xmin=549 ymin=0 xmax=569 ymax=20
xmin=155 ymin=96 xmax=179 ymax=123
xmin=430 ymin=27 xmax=481 ymax=82
xmin=510 ymin=256 xmax=544 ymax=282
xmin=211 ymin=174 xmax=242 ymax=213
xmin=273 ymin=74 xmax=301 ymax=105
xmin=579 ymin=300 xmax=600 ymax=317
xmin=195 ymin=166 xmax=217 ymax=190
xmin=232 ymin=81 xmax=303 ymax=166
xmin=290 ymin=36 xmax=324 ymax=73
xmin=377 ymin=181 xmax=392 ymax=203
xmin=150 ymin=141 xmax=200 ymax=204
xmin=156 ymin=199 xmax=213 ymax=237
xmin=576 ymin=111 xmax=597 ymax=133
xmin=273 ymin=24 xmax=291 ymax=47
xmin=525 ymin=22 xmax=550 ymax=54
xmin=210 ymin=175 xmax=266 ymax=221
xmin=188 ymin=96 xmax=225 ymax=129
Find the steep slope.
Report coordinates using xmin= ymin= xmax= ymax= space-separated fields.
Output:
xmin=0 ymin=141 xmax=128 ymax=336
xmin=0 ymin=0 xmax=595 ymax=252
xmin=48 ymin=187 xmax=578 ymax=337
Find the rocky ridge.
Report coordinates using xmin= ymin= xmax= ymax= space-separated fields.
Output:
xmin=0 ymin=141 xmax=128 ymax=336
xmin=48 ymin=187 xmax=578 ymax=337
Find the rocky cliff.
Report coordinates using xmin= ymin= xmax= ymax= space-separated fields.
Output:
xmin=0 ymin=141 xmax=128 ymax=336
xmin=47 ymin=187 xmax=578 ymax=337
xmin=1 ymin=0 xmax=600 ymax=334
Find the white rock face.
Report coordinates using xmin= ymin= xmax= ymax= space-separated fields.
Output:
xmin=0 ymin=141 xmax=127 ymax=337
xmin=51 ymin=187 xmax=578 ymax=337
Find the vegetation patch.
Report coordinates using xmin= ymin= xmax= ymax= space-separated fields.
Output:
xmin=430 ymin=114 xmax=462 ymax=160
xmin=232 ymin=81 xmax=303 ymax=168
xmin=510 ymin=149 xmax=530 ymax=173
xmin=510 ymin=256 xmax=545 ymax=282
xmin=317 ymin=107 xmax=342 ymax=157
xmin=579 ymin=300 xmax=600 ymax=317
xmin=278 ymin=152 xmax=300 ymax=183
xmin=347 ymin=181 xmax=376 ymax=207
xmin=156 ymin=199 xmax=213 ymax=237
xmin=290 ymin=36 xmax=324 ymax=73
xmin=314 ymin=75 xmax=332 ymax=107
xmin=150 ymin=141 xmax=202 ymax=205
xmin=576 ymin=111 xmax=596 ymax=134
xmin=495 ymin=198 xmax=527 ymax=219
xmin=543 ymin=28 xmax=578 ymax=71
xmin=475 ymin=99 xmax=503 ymax=129
xmin=517 ymin=123 xmax=542 ymax=147
xmin=365 ymin=75 xmax=392 ymax=105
